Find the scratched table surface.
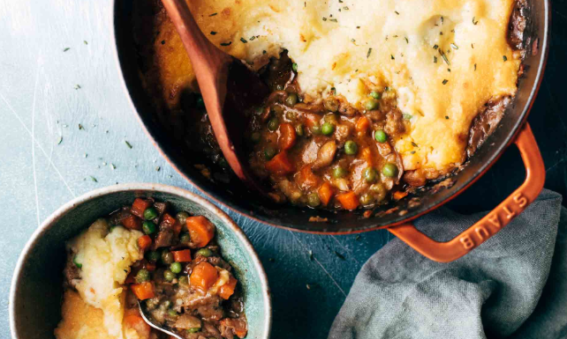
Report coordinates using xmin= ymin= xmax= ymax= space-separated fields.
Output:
xmin=1 ymin=0 xmax=566 ymax=338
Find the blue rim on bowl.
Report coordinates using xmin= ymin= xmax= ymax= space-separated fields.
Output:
xmin=9 ymin=183 xmax=271 ymax=339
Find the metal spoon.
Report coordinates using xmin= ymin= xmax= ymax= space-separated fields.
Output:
xmin=160 ymin=0 xmax=270 ymax=195
xmin=138 ymin=301 xmax=183 ymax=339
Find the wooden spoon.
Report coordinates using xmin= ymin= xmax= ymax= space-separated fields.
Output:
xmin=161 ymin=0 xmax=270 ymax=193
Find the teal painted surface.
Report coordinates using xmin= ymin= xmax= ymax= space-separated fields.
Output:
xmin=1 ymin=0 xmax=566 ymax=338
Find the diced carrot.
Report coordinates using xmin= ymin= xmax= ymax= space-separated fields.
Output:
xmin=361 ymin=147 xmax=373 ymax=165
xmin=131 ymin=198 xmax=151 ymax=219
xmin=278 ymin=123 xmax=296 ymax=150
xmin=137 ymin=235 xmax=152 ymax=251
xmin=162 ymin=213 xmax=182 ymax=235
xmin=393 ymin=191 xmax=408 ymax=200
xmin=265 ymin=151 xmax=295 ymax=176
xmin=336 ymin=191 xmax=360 ymax=210
xmin=172 ymin=249 xmax=192 ymax=263
xmin=356 ymin=116 xmax=370 ymax=134
xmin=296 ymin=165 xmax=319 ymax=190
xmin=190 ymin=262 xmax=219 ymax=292
xmin=122 ymin=214 xmax=142 ymax=230
xmin=318 ymin=182 xmax=334 ymax=206
xmin=235 ymin=328 xmax=248 ymax=339
xmin=219 ymin=275 xmax=238 ymax=300
xmin=124 ymin=309 xmax=151 ymax=335
xmin=131 ymin=281 xmax=155 ymax=300
xmin=186 ymin=216 xmax=215 ymax=247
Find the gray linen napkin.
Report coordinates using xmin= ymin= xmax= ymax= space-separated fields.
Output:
xmin=329 ymin=189 xmax=566 ymax=339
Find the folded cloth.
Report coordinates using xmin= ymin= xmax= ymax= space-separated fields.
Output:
xmin=329 ymin=189 xmax=567 ymax=339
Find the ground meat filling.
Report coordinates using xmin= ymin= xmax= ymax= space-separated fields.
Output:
xmin=246 ymin=54 xmax=407 ymax=210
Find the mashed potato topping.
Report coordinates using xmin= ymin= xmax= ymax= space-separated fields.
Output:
xmin=64 ymin=220 xmax=144 ymax=338
xmin=155 ymin=0 xmax=520 ymax=172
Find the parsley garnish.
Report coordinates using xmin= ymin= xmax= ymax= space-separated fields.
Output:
xmin=240 ymin=37 xmax=247 ymax=43
xmin=210 ymin=31 xmax=217 ymax=35
xmin=367 ymin=48 xmax=372 ymax=58
xmin=220 ymin=42 xmax=232 ymax=46
xmin=442 ymin=79 xmax=449 ymax=85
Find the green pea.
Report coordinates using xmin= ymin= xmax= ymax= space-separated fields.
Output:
xmin=307 ymin=193 xmax=321 ymax=207
xmin=161 ymin=251 xmax=174 ymax=265
xmin=285 ymin=93 xmax=298 ymax=106
xmin=176 ymin=211 xmax=189 ymax=225
xmin=251 ymin=132 xmax=261 ymax=143
xmin=286 ymin=111 xmax=296 ymax=120
xmin=311 ymin=125 xmax=321 ymax=135
xmin=168 ymin=309 xmax=178 ymax=317
xmin=196 ymin=248 xmax=213 ymax=257
xmin=73 ymin=255 xmax=82 ymax=269
xmin=374 ymin=130 xmax=387 ymax=143
xmin=332 ymin=166 xmax=348 ymax=178
xmin=188 ymin=328 xmax=201 ymax=334
xmin=135 ymin=269 xmax=150 ymax=283
xmin=180 ymin=233 xmax=191 ymax=244
xmin=170 ymin=262 xmax=182 ymax=274
xmin=321 ymin=123 xmax=335 ymax=136
xmin=164 ymin=270 xmax=176 ymax=282
xmin=267 ymin=118 xmax=279 ymax=131
xmin=196 ymin=96 xmax=205 ymax=109
xmin=344 ymin=140 xmax=358 ymax=155
xmin=178 ymin=275 xmax=189 ymax=286
xmin=363 ymin=167 xmax=378 ymax=183
xmin=292 ymin=63 xmax=298 ymax=72
xmin=264 ymin=147 xmax=276 ymax=160
xmin=143 ymin=207 xmax=158 ymax=220
xmin=364 ymin=99 xmax=379 ymax=111
xmin=142 ymin=221 xmax=156 ymax=235
xmin=295 ymin=124 xmax=304 ymax=136
xmin=147 ymin=251 xmax=160 ymax=262
xmin=360 ymin=193 xmax=374 ymax=205
xmin=369 ymin=91 xmax=381 ymax=100
xmin=382 ymin=163 xmax=399 ymax=177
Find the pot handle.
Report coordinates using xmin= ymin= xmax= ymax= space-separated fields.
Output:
xmin=388 ymin=124 xmax=545 ymax=262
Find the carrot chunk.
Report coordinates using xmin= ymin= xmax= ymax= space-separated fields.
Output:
xmin=318 ymin=182 xmax=334 ymax=206
xmin=393 ymin=191 xmax=409 ymax=200
xmin=356 ymin=116 xmax=370 ymax=134
xmin=131 ymin=281 xmax=155 ymax=300
xmin=131 ymin=198 xmax=151 ymax=219
xmin=122 ymin=215 xmax=142 ymax=230
xmin=219 ymin=275 xmax=238 ymax=300
xmin=137 ymin=235 xmax=152 ymax=251
xmin=190 ymin=262 xmax=219 ymax=292
xmin=186 ymin=216 xmax=215 ymax=247
xmin=296 ymin=165 xmax=320 ymax=190
xmin=265 ymin=151 xmax=295 ymax=176
xmin=336 ymin=191 xmax=360 ymax=210
xmin=278 ymin=123 xmax=297 ymax=150
xmin=124 ymin=309 xmax=151 ymax=335
xmin=172 ymin=249 xmax=192 ymax=263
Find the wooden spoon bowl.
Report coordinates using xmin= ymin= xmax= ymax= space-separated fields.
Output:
xmin=161 ymin=0 xmax=270 ymax=194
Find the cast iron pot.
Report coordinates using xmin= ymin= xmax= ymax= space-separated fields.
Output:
xmin=113 ymin=0 xmax=550 ymax=262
